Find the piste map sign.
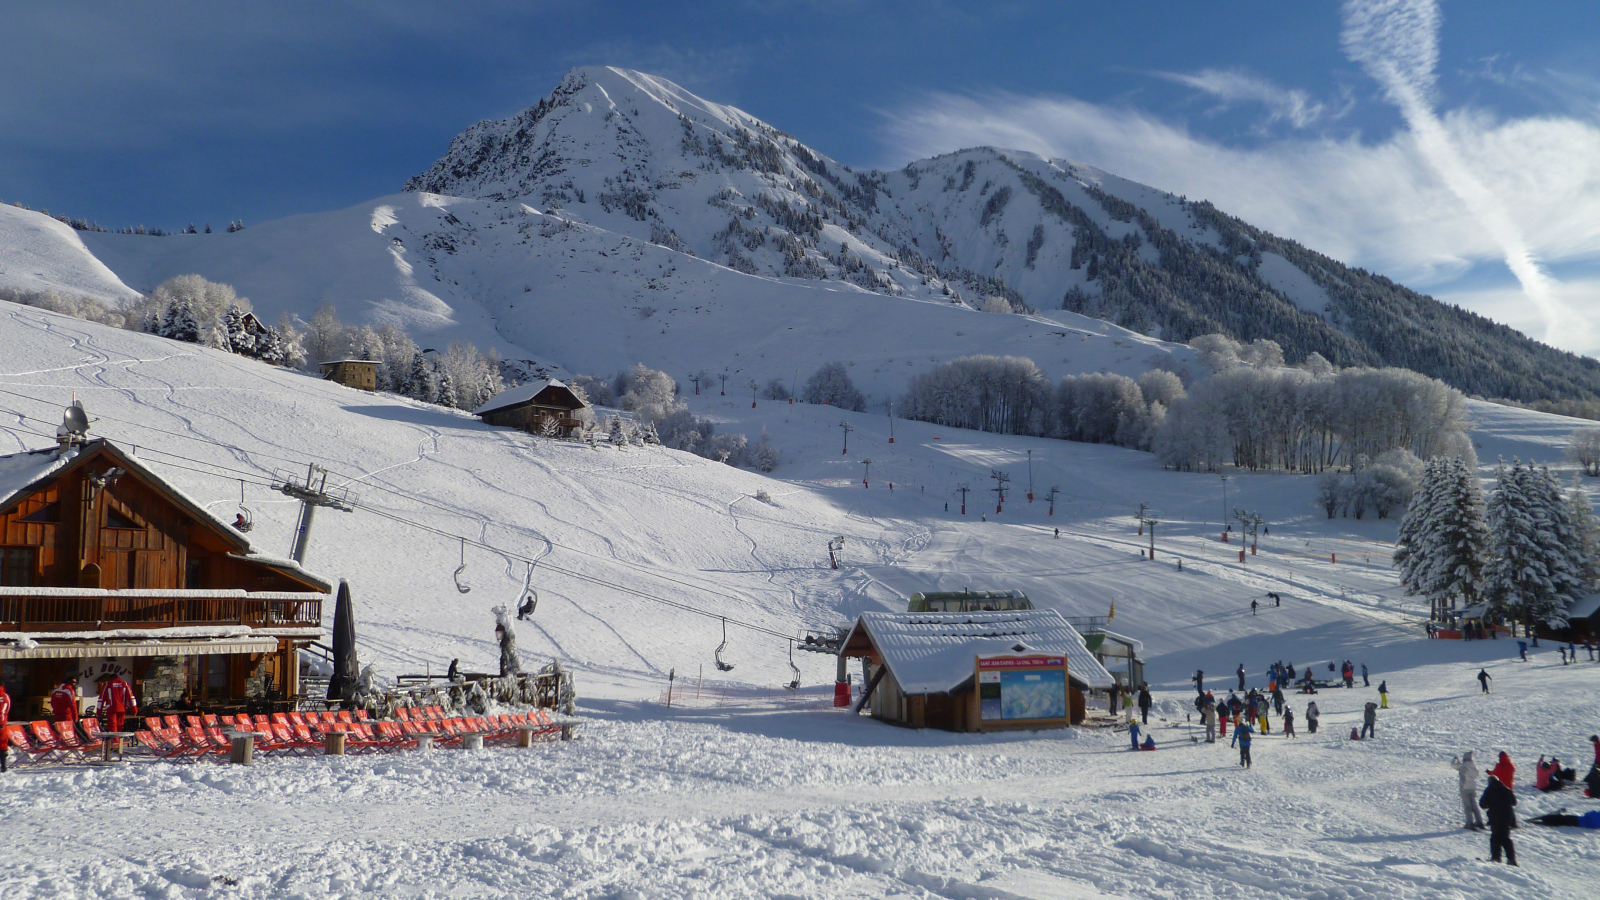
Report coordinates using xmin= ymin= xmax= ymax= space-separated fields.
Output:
xmin=977 ymin=654 xmax=1068 ymax=721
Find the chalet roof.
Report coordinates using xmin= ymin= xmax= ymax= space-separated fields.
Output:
xmin=473 ymin=379 xmax=587 ymax=416
xmin=842 ymin=609 xmax=1116 ymax=694
xmin=0 ymin=439 xmax=332 ymax=592
xmin=319 ymin=359 xmax=377 ymax=366
xmin=1568 ymin=594 xmax=1600 ymax=621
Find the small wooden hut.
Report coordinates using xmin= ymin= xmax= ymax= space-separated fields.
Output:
xmin=473 ymin=380 xmax=589 ymax=436
xmin=839 ymin=609 xmax=1115 ymax=732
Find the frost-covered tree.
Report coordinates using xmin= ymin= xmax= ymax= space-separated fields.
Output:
xmin=437 ymin=370 xmax=458 ymax=409
xmin=1566 ymin=483 xmax=1600 ymax=589
xmin=304 ymin=304 xmax=349 ymax=365
xmin=1569 ymin=427 xmax=1600 ymax=477
xmin=748 ymin=429 xmax=780 ymax=472
xmin=900 ymin=356 xmax=1050 ymax=436
xmin=802 ymin=362 xmax=866 ymax=411
xmin=1484 ymin=461 xmax=1582 ymax=633
xmin=1394 ymin=457 xmax=1488 ymax=620
xmin=408 ymin=353 xmax=436 ymax=403
xmin=761 ymin=377 xmax=791 ymax=401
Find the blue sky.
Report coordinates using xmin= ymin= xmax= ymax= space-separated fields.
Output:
xmin=3 ymin=1 xmax=1598 ymax=353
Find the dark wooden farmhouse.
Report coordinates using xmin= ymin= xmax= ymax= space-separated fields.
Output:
xmin=319 ymin=359 xmax=378 ymax=391
xmin=473 ymin=379 xmax=589 ymax=436
xmin=0 ymin=437 xmax=330 ymax=718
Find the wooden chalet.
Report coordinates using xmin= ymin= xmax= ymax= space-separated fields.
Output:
xmin=839 ymin=610 xmax=1116 ymax=732
xmin=0 ymin=437 xmax=330 ymax=718
xmin=319 ymin=358 xmax=378 ymax=391
xmin=473 ymin=379 xmax=588 ymax=436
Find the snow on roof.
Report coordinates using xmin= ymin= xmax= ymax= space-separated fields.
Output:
xmin=1568 ymin=594 xmax=1600 ymax=621
xmin=472 ymin=379 xmax=583 ymax=416
xmin=319 ymin=359 xmax=376 ymax=366
xmin=0 ymin=445 xmax=73 ymax=513
xmin=847 ymin=610 xmax=1116 ymax=693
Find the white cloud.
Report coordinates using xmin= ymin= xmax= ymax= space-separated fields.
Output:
xmin=1340 ymin=0 xmax=1579 ymax=350
xmin=1153 ymin=68 xmax=1330 ymax=128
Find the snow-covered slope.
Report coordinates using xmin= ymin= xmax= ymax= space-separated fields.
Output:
xmin=0 ymin=203 xmax=139 ymax=301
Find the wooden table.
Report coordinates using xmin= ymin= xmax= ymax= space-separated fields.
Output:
xmin=98 ymin=732 xmax=137 ymax=763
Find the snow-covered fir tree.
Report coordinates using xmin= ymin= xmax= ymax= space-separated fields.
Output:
xmin=436 ymin=370 xmax=458 ymax=409
xmin=1394 ymin=457 xmax=1488 ymax=621
xmin=1566 ymin=483 xmax=1600 ymax=590
xmin=408 ymin=353 xmax=436 ymax=403
xmin=1483 ymin=461 xmax=1582 ymax=633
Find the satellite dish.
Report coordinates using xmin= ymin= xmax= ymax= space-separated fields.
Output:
xmin=61 ymin=402 xmax=90 ymax=438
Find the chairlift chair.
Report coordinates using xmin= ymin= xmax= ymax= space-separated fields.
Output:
xmin=235 ymin=480 xmax=254 ymax=533
xmin=786 ymin=640 xmax=800 ymax=691
xmin=714 ymin=618 xmax=735 ymax=672
xmin=453 ymin=538 xmax=472 ymax=594
xmin=516 ymin=563 xmax=538 ymax=620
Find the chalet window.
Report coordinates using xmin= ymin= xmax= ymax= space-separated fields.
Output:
xmin=186 ymin=559 xmax=203 ymax=589
xmin=105 ymin=508 xmax=141 ymax=529
xmin=1 ymin=548 xmax=36 ymax=586
xmin=19 ymin=501 xmax=60 ymax=523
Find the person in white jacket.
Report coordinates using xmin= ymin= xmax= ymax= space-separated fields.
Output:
xmin=1451 ymin=750 xmax=1486 ymax=830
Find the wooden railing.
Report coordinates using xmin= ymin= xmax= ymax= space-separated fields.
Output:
xmin=0 ymin=594 xmax=322 ymax=631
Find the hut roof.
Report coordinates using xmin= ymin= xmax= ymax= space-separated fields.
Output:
xmin=472 ymin=379 xmax=586 ymax=416
xmin=842 ymin=609 xmax=1116 ymax=693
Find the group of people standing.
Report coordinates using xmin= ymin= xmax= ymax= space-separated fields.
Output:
xmin=1450 ymin=736 xmax=1600 ymax=868
xmin=0 ymin=675 xmax=139 ymax=773
xmin=1186 ymin=661 xmax=1387 ymax=768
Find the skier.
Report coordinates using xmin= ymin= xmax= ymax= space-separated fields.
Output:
xmin=1343 ymin=662 xmax=1355 ymax=689
xmin=1517 ymin=640 xmax=1527 ymax=661
xmin=1451 ymin=751 xmax=1485 ymax=829
xmin=1488 ymin=751 xmax=1516 ymax=790
xmin=0 ymin=680 xmax=9 ymax=774
xmin=49 ymin=679 xmax=78 ymax=723
xmin=1053 ymin=528 xmax=1059 ymax=539
xmin=981 ymin=513 xmax=986 ymax=522
xmin=1232 ymin=718 xmax=1253 ymax=768
xmin=1271 ymin=684 xmax=1284 ymax=715
xmin=1361 ymin=701 xmax=1378 ymax=739
xmin=943 ymin=502 xmax=948 ymax=512
xmin=1378 ymin=679 xmax=1389 ymax=709
xmin=1137 ymin=684 xmax=1152 ymax=725
xmin=1129 ymin=721 xmax=1142 ymax=751
xmin=1270 ymin=592 xmax=1280 ymax=607
xmin=1587 ymin=640 xmax=1596 ymax=661
xmin=232 ymin=513 xmax=247 ymax=530
xmin=1251 ymin=599 xmax=1258 ymax=616
xmin=1477 ymin=669 xmax=1492 ymax=693
xmin=1202 ymin=695 xmax=1218 ymax=743
xmin=1361 ymin=663 xmax=1369 ymax=687
xmin=1283 ymin=706 xmax=1296 ymax=738
xmin=516 ymin=593 xmax=536 ymax=621
xmin=446 ymin=658 xmax=460 ymax=681
xmin=1192 ymin=669 xmax=1204 ymax=695
xmin=96 ymin=674 xmax=137 ymax=735
xmin=1236 ymin=664 xmax=1246 ymax=691
xmin=1305 ymin=700 xmax=1320 ymax=734
xmin=1559 ymin=646 xmax=1568 ymax=665
xmin=1479 ymin=775 xmax=1519 ymax=866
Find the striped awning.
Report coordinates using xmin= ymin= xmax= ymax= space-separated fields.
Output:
xmin=0 ymin=636 xmax=279 ymax=660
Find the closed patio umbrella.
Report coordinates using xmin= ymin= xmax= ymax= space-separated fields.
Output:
xmin=327 ymin=579 xmax=360 ymax=705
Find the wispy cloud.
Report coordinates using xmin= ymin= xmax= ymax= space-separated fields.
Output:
xmin=1153 ymin=68 xmax=1331 ymax=128
xmin=1340 ymin=0 xmax=1577 ymax=348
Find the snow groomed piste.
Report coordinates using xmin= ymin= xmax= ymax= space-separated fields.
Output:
xmin=1 ymin=306 xmax=1598 ymax=897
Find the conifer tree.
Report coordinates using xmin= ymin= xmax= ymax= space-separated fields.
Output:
xmin=1484 ymin=461 xmax=1579 ymax=634
xmin=437 ymin=371 xmax=458 ymax=409
xmin=1566 ymin=483 xmax=1600 ymax=590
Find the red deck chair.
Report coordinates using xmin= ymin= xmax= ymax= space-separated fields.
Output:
xmin=183 ymin=726 xmax=224 ymax=755
xmin=394 ymin=707 xmax=411 ymax=721
xmin=28 ymin=721 xmax=73 ymax=763
xmin=162 ymin=715 xmax=182 ymax=731
xmin=354 ymin=709 xmax=370 ymax=722
xmin=145 ymin=716 xmax=165 ymax=732
xmin=81 ymin=717 xmax=106 ymax=743
xmin=54 ymin=721 xmax=101 ymax=759
xmin=184 ymin=715 xmax=204 ymax=729
xmin=335 ymin=711 xmax=354 ymax=724
xmin=203 ymin=726 xmax=233 ymax=750
xmin=4 ymin=723 xmax=50 ymax=765
xmin=202 ymin=713 xmax=220 ymax=728
xmin=273 ymin=712 xmax=293 ymax=727
xmin=135 ymin=730 xmax=181 ymax=759
xmin=374 ymin=721 xmax=415 ymax=750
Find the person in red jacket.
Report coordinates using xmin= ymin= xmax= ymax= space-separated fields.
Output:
xmin=49 ymin=680 xmax=78 ymax=723
xmin=96 ymin=675 xmax=137 ymax=734
xmin=1488 ymin=751 xmax=1516 ymax=790
xmin=0 ymin=681 xmax=11 ymax=773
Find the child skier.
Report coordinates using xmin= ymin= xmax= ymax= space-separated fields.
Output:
xmin=1378 ymin=679 xmax=1389 ymax=709
xmin=1306 ymin=701 xmax=1320 ymax=734
xmin=1232 ymin=719 xmax=1253 ymax=768
xmin=1451 ymin=751 xmax=1485 ymax=830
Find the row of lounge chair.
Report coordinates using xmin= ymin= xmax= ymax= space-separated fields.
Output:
xmin=2 ymin=706 xmax=569 ymax=765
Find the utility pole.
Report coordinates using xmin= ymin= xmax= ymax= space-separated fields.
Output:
xmin=886 ymin=398 xmax=895 ymax=444
xmin=860 ymin=458 xmax=872 ymax=488
xmin=990 ymin=469 xmax=1009 ymax=514
xmin=718 ymin=373 xmax=727 ymax=396
xmin=1220 ymin=475 xmax=1230 ymax=542
xmin=1026 ymin=449 xmax=1034 ymax=502
xmin=1045 ymin=486 xmax=1059 ymax=516
xmin=839 ymin=421 xmax=853 ymax=455
xmin=956 ymin=483 xmax=970 ymax=516
xmin=1137 ymin=506 xmax=1159 ymax=559
xmin=274 ymin=464 xmax=355 ymax=564
xmin=1137 ymin=502 xmax=1148 ymax=534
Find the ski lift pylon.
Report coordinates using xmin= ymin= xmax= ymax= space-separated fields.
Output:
xmin=786 ymin=639 xmax=800 ymax=691
xmin=234 ymin=480 xmax=253 ymax=533
xmin=714 ymin=617 xmax=734 ymax=672
xmin=453 ymin=538 xmax=472 ymax=594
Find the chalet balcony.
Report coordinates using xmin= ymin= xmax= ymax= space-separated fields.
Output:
xmin=0 ymin=588 xmax=325 ymax=632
